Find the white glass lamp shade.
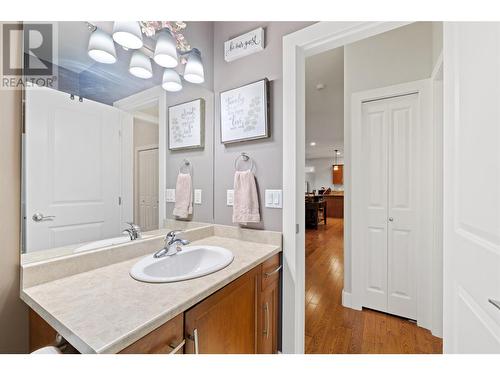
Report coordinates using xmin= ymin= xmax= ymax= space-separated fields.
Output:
xmin=154 ymin=29 xmax=178 ymax=68
xmin=112 ymin=21 xmax=143 ymax=49
xmin=129 ymin=51 xmax=153 ymax=79
xmin=88 ymin=28 xmax=117 ymax=64
xmin=162 ymin=69 xmax=182 ymax=92
xmin=183 ymin=48 xmax=204 ymax=84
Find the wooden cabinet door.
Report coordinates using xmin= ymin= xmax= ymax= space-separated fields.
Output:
xmin=184 ymin=267 xmax=260 ymax=354
xmin=120 ymin=313 xmax=184 ymax=354
xmin=332 ymin=165 xmax=343 ymax=184
xmin=258 ymin=254 xmax=281 ymax=354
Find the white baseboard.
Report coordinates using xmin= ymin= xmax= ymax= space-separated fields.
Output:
xmin=342 ymin=289 xmax=362 ymax=310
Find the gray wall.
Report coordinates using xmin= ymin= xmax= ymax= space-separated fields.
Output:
xmin=343 ymin=22 xmax=435 ymax=293
xmin=213 ymin=22 xmax=314 ymax=231
xmin=0 ymin=22 xmax=29 ymax=353
xmin=305 ymin=157 xmax=344 ymax=191
xmin=165 ymin=22 xmax=215 ymax=223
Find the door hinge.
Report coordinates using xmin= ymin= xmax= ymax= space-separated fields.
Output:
xmin=296 ymin=224 xmax=299 ymax=234
xmin=118 ymin=196 xmax=122 ymax=205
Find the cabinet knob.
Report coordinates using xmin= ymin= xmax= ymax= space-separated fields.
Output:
xmin=388 ymin=217 xmax=394 ymax=222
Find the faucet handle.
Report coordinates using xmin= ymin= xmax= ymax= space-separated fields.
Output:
xmin=165 ymin=230 xmax=183 ymax=244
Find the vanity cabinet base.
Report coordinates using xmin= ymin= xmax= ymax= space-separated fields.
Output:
xmin=28 ymin=253 xmax=282 ymax=354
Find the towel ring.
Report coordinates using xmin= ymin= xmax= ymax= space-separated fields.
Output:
xmin=234 ymin=152 xmax=255 ymax=172
xmin=179 ymin=159 xmax=193 ymax=175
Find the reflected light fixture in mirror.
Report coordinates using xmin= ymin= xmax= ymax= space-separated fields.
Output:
xmin=129 ymin=51 xmax=153 ymax=79
xmin=183 ymin=48 xmax=204 ymax=84
xmin=162 ymin=68 xmax=182 ymax=92
xmin=88 ymin=28 xmax=117 ymax=64
xmin=112 ymin=21 xmax=143 ymax=49
xmin=154 ymin=29 xmax=178 ymax=68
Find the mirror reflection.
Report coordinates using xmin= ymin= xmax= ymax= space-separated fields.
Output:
xmin=22 ymin=21 xmax=214 ymax=262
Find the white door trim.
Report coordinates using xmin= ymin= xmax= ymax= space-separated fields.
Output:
xmin=114 ymin=86 xmax=166 ymax=229
xmin=282 ymin=21 xmax=411 ymax=354
xmin=134 ymin=144 xmax=159 ymax=224
xmin=351 ymin=79 xmax=437 ymax=333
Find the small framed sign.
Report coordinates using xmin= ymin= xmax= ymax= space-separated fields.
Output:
xmin=224 ymin=27 xmax=265 ymax=62
xmin=168 ymin=99 xmax=205 ymax=150
xmin=220 ymin=79 xmax=269 ymax=144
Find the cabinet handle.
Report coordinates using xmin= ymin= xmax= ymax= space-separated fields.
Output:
xmin=168 ymin=339 xmax=185 ymax=354
xmin=187 ymin=328 xmax=200 ymax=354
xmin=263 ymin=302 xmax=270 ymax=339
xmin=264 ymin=265 xmax=282 ymax=278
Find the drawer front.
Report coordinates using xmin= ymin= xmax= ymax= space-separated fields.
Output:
xmin=261 ymin=254 xmax=281 ymax=291
xmin=120 ymin=313 xmax=184 ymax=354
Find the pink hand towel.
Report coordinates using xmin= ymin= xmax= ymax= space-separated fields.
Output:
xmin=173 ymin=172 xmax=193 ymax=219
xmin=232 ymin=170 xmax=260 ymax=224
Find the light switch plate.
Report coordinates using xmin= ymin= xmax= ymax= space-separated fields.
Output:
xmin=265 ymin=189 xmax=282 ymax=208
xmin=226 ymin=189 xmax=234 ymax=206
xmin=166 ymin=189 xmax=176 ymax=203
xmin=194 ymin=189 xmax=202 ymax=204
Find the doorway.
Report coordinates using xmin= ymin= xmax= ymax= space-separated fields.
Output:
xmin=298 ymin=22 xmax=444 ymax=354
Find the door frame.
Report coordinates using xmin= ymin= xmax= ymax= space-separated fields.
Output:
xmin=114 ymin=86 xmax=167 ymax=228
xmin=350 ymin=79 xmax=437 ymax=334
xmin=282 ymin=21 xmax=411 ymax=354
xmin=134 ymin=144 xmax=159 ymax=225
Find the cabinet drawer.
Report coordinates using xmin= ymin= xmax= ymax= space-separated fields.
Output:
xmin=120 ymin=313 xmax=184 ymax=354
xmin=261 ymin=254 xmax=281 ymax=291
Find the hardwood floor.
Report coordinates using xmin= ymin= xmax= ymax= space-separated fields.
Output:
xmin=305 ymin=218 xmax=442 ymax=354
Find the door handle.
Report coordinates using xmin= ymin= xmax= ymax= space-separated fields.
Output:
xmin=187 ymin=328 xmax=199 ymax=354
xmin=264 ymin=265 xmax=282 ymax=278
xmin=263 ymin=302 xmax=270 ymax=339
xmin=168 ymin=339 xmax=185 ymax=354
xmin=489 ymin=299 xmax=500 ymax=311
xmin=32 ymin=212 xmax=56 ymax=222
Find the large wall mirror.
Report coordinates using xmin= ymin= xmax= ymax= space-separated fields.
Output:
xmin=21 ymin=21 xmax=215 ymax=263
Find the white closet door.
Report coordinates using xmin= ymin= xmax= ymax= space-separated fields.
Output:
xmin=362 ymin=100 xmax=389 ymax=312
xmin=387 ymin=94 xmax=418 ymax=319
xmin=361 ymin=94 xmax=418 ymax=319
xmin=137 ymin=148 xmax=159 ymax=231
xmin=25 ymin=86 xmax=122 ymax=252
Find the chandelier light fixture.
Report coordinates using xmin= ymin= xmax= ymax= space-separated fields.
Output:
xmin=86 ymin=21 xmax=204 ymax=92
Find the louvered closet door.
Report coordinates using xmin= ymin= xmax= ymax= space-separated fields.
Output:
xmin=361 ymin=94 xmax=418 ymax=320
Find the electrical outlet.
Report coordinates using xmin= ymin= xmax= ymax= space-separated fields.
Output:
xmin=166 ymin=189 xmax=176 ymax=203
xmin=194 ymin=189 xmax=202 ymax=204
xmin=226 ymin=189 xmax=234 ymax=206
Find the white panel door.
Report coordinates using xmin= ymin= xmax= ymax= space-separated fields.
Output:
xmin=443 ymin=22 xmax=500 ymax=353
xmin=362 ymin=100 xmax=389 ymax=312
xmin=137 ymin=148 xmax=159 ymax=231
xmin=361 ymin=94 xmax=418 ymax=319
xmin=25 ymin=86 xmax=123 ymax=252
xmin=387 ymin=94 xmax=418 ymax=319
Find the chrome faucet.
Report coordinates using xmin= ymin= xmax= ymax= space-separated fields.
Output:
xmin=122 ymin=222 xmax=142 ymax=241
xmin=154 ymin=230 xmax=190 ymax=258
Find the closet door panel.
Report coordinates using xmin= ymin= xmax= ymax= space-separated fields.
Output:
xmin=387 ymin=94 xmax=418 ymax=319
xmin=362 ymin=101 xmax=389 ymax=311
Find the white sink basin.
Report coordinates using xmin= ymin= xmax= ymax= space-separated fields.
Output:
xmin=130 ymin=246 xmax=234 ymax=283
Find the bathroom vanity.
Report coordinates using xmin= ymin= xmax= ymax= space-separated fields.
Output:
xmin=22 ymin=225 xmax=282 ymax=354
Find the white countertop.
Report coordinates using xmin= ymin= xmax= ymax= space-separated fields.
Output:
xmin=21 ymin=233 xmax=281 ymax=354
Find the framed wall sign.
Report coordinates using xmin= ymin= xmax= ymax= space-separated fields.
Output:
xmin=168 ymin=98 xmax=205 ymax=150
xmin=224 ymin=27 xmax=265 ymax=62
xmin=220 ymin=79 xmax=269 ymax=144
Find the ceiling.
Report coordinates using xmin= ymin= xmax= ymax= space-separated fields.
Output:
xmin=305 ymin=46 xmax=344 ymax=159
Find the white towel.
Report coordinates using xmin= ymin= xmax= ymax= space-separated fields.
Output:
xmin=173 ymin=172 xmax=193 ymax=219
xmin=232 ymin=170 xmax=260 ymax=224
